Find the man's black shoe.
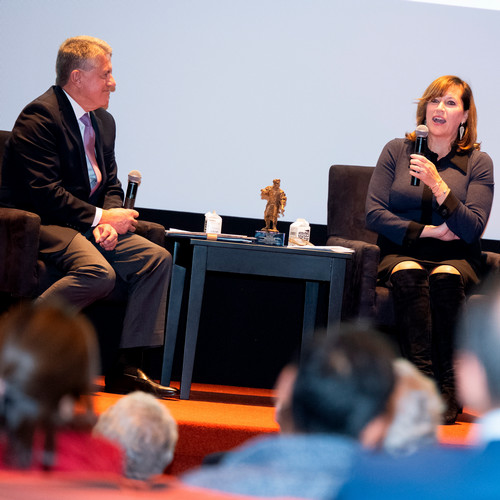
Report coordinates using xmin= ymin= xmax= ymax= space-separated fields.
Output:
xmin=105 ymin=367 xmax=178 ymax=398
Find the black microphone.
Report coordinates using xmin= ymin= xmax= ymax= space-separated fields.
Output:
xmin=124 ymin=170 xmax=142 ymax=209
xmin=410 ymin=124 xmax=428 ymax=186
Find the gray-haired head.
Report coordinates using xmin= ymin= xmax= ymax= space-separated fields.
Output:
xmin=56 ymin=36 xmax=112 ymax=87
xmin=94 ymin=391 xmax=178 ymax=480
xmin=383 ymin=358 xmax=444 ymax=456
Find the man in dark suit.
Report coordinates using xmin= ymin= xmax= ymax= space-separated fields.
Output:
xmin=338 ymin=277 xmax=500 ymax=500
xmin=0 ymin=36 xmax=177 ymax=397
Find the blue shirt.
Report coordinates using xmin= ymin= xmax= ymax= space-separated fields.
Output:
xmin=182 ymin=433 xmax=361 ymax=499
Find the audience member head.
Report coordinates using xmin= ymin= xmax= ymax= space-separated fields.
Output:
xmin=291 ymin=324 xmax=396 ymax=445
xmin=274 ymin=361 xmax=299 ymax=434
xmin=94 ymin=391 xmax=178 ymax=480
xmin=456 ymin=276 xmax=500 ymax=414
xmin=0 ymin=300 xmax=99 ymax=468
xmin=56 ymin=35 xmax=112 ymax=87
xmin=383 ymin=358 xmax=444 ymax=456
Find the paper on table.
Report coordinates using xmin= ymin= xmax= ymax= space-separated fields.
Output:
xmin=166 ymin=228 xmax=256 ymax=243
xmin=291 ymin=245 xmax=355 ymax=253
xmin=167 ymin=228 xmax=253 ymax=238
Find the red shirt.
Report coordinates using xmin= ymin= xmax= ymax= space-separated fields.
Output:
xmin=0 ymin=431 xmax=123 ymax=474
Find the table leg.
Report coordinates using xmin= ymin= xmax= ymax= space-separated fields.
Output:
xmin=161 ymin=261 xmax=186 ymax=386
xmin=326 ymin=259 xmax=347 ymax=337
xmin=180 ymin=245 xmax=208 ymax=399
xmin=302 ymin=281 xmax=319 ymax=354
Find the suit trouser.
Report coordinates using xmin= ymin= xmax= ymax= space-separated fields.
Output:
xmin=38 ymin=231 xmax=172 ymax=349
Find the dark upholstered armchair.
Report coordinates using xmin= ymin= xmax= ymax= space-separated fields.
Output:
xmin=0 ymin=130 xmax=167 ymax=371
xmin=326 ymin=164 xmax=500 ymax=328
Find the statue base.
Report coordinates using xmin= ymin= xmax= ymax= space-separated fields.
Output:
xmin=254 ymin=231 xmax=285 ymax=246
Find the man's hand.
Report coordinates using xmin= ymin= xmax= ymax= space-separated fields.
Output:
xmin=421 ymin=222 xmax=460 ymax=241
xmin=100 ymin=208 xmax=139 ymax=234
xmin=93 ymin=224 xmax=119 ymax=251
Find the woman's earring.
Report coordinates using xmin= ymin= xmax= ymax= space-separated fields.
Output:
xmin=459 ymin=123 xmax=465 ymax=140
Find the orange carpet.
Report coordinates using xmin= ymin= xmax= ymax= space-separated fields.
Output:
xmin=437 ymin=407 xmax=480 ymax=446
xmin=93 ymin=379 xmax=479 ymax=476
xmin=93 ymin=379 xmax=280 ymax=475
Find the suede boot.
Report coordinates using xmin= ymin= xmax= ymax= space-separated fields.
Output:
xmin=391 ymin=268 xmax=434 ymax=379
xmin=429 ymin=272 xmax=466 ymax=425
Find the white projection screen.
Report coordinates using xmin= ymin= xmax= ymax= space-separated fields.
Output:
xmin=1 ymin=0 xmax=500 ymax=238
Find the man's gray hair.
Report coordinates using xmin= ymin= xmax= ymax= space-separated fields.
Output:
xmin=56 ymin=36 xmax=112 ymax=87
xmin=94 ymin=391 xmax=178 ymax=480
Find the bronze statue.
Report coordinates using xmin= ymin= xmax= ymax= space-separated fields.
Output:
xmin=261 ymin=179 xmax=287 ymax=232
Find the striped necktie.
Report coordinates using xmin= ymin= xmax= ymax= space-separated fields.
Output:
xmin=80 ymin=113 xmax=102 ymax=194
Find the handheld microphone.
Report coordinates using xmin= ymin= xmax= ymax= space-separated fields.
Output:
xmin=410 ymin=125 xmax=428 ymax=186
xmin=124 ymin=170 xmax=142 ymax=209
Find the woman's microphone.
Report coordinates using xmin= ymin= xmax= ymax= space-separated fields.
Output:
xmin=411 ymin=125 xmax=429 ymax=186
xmin=124 ymin=170 xmax=142 ymax=208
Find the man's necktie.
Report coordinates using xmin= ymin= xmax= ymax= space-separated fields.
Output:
xmin=80 ymin=113 xmax=102 ymax=194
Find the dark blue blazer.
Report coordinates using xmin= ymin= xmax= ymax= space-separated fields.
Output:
xmin=1 ymin=86 xmax=124 ymax=252
xmin=338 ymin=442 xmax=500 ymax=500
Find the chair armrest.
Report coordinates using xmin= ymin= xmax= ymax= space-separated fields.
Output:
xmin=0 ymin=211 xmax=165 ymax=299
xmin=482 ymin=251 xmax=500 ymax=272
xmin=135 ymin=220 xmax=166 ymax=247
xmin=0 ymin=207 xmax=40 ymax=297
xmin=327 ymin=236 xmax=380 ymax=320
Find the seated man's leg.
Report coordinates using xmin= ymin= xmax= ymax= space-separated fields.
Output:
xmin=101 ymin=232 xmax=175 ymax=398
xmin=38 ymin=233 xmax=116 ymax=309
xmin=102 ymin=232 xmax=172 ymax=349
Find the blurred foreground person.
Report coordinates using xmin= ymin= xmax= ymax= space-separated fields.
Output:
xmin=94 ymin=391 xmax=178 ymax=480
xmin=182 ymin=325 xmax=396 ymax=499
xmin=382 ymin=358 xmax=444 ymax=456
xmin=339 ymin=276 xmax=500 ymax=500
xmin=0 ymin=301 xmax=122 ymax=472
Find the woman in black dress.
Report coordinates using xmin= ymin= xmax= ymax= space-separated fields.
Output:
xmin=366 ymin=75 xmax=494 ymax=424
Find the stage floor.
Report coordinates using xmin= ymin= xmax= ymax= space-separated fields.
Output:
xmin=93 ymin=379 xmax=280 ymax=475
xmin=93 ymin=379 xmax=480 ymax=476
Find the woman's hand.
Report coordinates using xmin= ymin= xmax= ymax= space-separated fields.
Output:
xmin=420 ymin=222 xmax=459 ymax=241
xmin=409 ymin=154 xmax=441 ymax=188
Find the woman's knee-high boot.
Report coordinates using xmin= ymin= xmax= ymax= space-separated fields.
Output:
xmin=429 ymin=272 xmax=466 ymax=425
xmin=391 ymin=268 xmax=434 ymax=379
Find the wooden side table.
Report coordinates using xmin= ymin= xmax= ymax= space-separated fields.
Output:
xmin=161 ymin=239 xmax=352 ymax=399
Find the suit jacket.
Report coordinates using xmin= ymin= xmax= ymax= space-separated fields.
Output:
xmin=0 ymin=86 xmax=124 ymax=252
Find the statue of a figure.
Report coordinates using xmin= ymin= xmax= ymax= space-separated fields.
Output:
xmin=260 ymin=179 xmax=287 ymax=232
